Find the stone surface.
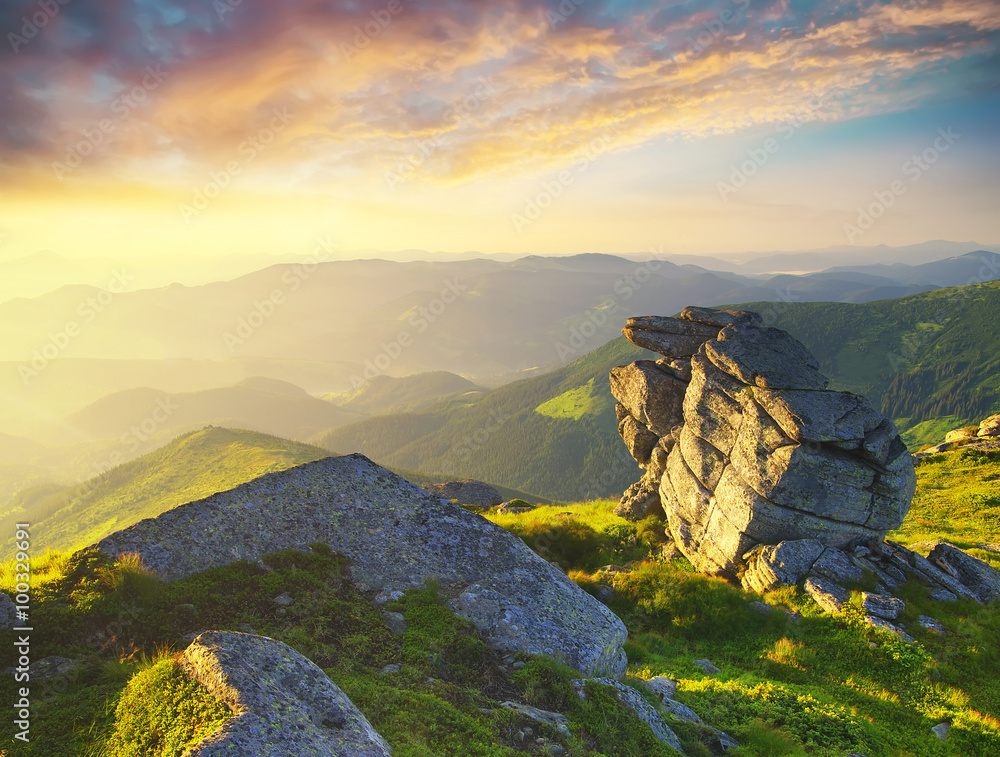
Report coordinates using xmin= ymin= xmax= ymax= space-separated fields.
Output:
xmin=740 ymin=540 xmax=824 ymax=594
xmin=917 ymin=615 xmax=946 ymax=635
xmin=382 ymin=611 xmax=407 ymax=635
xmin=932 ymin=722 xmax=951 ymax=740
xmin=804 ymin=576 xmax=849 ymax=614
xmin=861 ymin=592 xmax=904 ymax=620
xmin=181 ymin=632 xmax=392 ymax=756
xmin=660 ymin=697 xmax=704 ymax=725
xmin=692 ymin=659 xmax=720 ymax=676
xmin=501 ymin=702 xmax=571 ymax=736
xmin=94 ymin=455 xmax=628 ymax=677
xmin=926 ymin=542 xmax=1000 ymax=603
xmin=863 ymin=615 xmax=915 ymax=642
xmin=613 ymin=307 xmax=916 ymax=579
xmin=610 ymin=361 xmax=688 ymax=437
xmin=646 ymin=675 xmax=678 ymax=701
xmin=620 ymin=415 xmax=660 ymax=466
xmin=810 ymin=547 xmax=864 ymax=585
xmin=573 ymin=678 xmax=685 ymax=754
xmin=423 ymin=479 xmax=503 ymax=507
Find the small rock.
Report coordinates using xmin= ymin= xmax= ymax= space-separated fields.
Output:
xmin=693 ymin=659 xmax=720 ymax=675
xmin=917 ymin=616 xmax=946 ymax=635
xmin=273 ymin=593 xmax=293 ymax=607
xmin=595 ymin=585 xmax=615 ymax=603
xmin=500 ymin=702 xmax=571 ymax=736
xmin=29 ymin=656 xmax=77 ymax=681
xmin=860 ymin=592 xmax=904 ymax=620
xmin=927 ymin=542 xmax=1000 ymax=603
xmin=382 ymin=611 xmax=407 ymax=635
xmin=513 ymin=661 xmax=526 ymax=671
xmin=547 ymin=745 xmax=567 ymax=756
xmin=379 ymin=663 xmax=402 ymax=674
xmin=646 ymin=675 xmax=678 ymax=700
xmin=660 ymin=696 xmax=703 ymax=724
xmin=928 ymin=588 xmax=958 ymax=602
xmin=176 ymin=603 xmax=197 ymax=615
xmin=863 ymin=614 xmax=916 ymax=642
xmin=932 ymin=722 xmax=951 ymax=740
xmin=804 ymin=576 xmax=849 ymax=614
xmin=711 ymin=727 xmax=740 ymax=752
xmin=572 ymin=678 xmax=684 ymax=753
xmin=373 ymin=588 xmax=405 ymax=605
xmin=747 ymin=600 xmax=773 ymax=618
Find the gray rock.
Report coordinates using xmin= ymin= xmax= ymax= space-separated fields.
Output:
xmin=94 ymin=455 xmax=628 ymax=677
xmin=573 ymin=678 xmax=685 ymax=754
xmin=612 ymin=308 xmax=915 ymax=581
xmin=29 ymin=656 xmax=77 ymax=681
xmin=932 ymin=722 xmax=951 ymax=740
xmin=926 ymin=542 xmax=1000 ymax=603
xmin=646 ymin=675 xmax=678 ymax=700
xmin=747 ymin=600 xmax=774 ymax=618
xmin=710 ymin=727 xmax=740 ymax=752
xmin=810 ymin=547 xmax=864 ymax=585
xmin=272 ymin=593 xmax=293 ymax=607
xmin=917 ymin=616 xmax=946 ymax=635
xmin=660 ymin=697 xmax=703 ymax=724
xmin=944 ymin=427 xmax=977 ymax=444
xmin=804 ymin=576 xmax=849 ymax=614
xmin=860 ymin=592 xmax=904 ymax=620
xmin=706 ymin=323 xmax=828 ymax=391
xmin=692 ymin=659 xmax=720 ymax=676
xmin=740 ymin=539 xmax=824 ymax=594
xmin=616 ymin=473 xmax=663 ymax=520
xmin=625 ymin=327 xmax=717 ymax=359
xmin=753 ymin=388 xmax=881 ymax=446
xmin=928 ymin=588 xmax=958 ymax=602
xmin=423 ymin=479 xmax=503 ymax=507
xmin=379 ymin=663 xmax=402 ymax=674
xmin=863 ymin=615 xmax=915 ymax=642
xmin=619 ymin=415 xmax=660 ymax=466
xmin=501 ymin=702 xmax=571 ymax=736
xmin=0 ymin=593 xmax=16 ymax=630
xmin=181 ymin=632 xmax=392 ymax=756
xmin=680 ymin=306 xmax=762 ymax=328
xmin=611 ymin=361 xmax=688 ymax=436
xmin=382 ymin=611 xmax=407 ymax=635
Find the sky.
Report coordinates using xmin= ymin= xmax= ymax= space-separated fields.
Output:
xmin=1 ymin=0 xmax=999 ymax=261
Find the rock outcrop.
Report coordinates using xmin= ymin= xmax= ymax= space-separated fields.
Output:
xmin=611 ymin=307 xmax=916 ymax=578
xmin=94 ymin=454 xmax=627 ymax=677
xmin=180 ymin=632 xmax=392 ymax=756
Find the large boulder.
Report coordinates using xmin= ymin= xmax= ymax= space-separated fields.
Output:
xmin=610 ymin=308 xmax=917 ymax=578
xmin=181 ymin=632 xmax=392 ymax=756
xmin=94 ymin=455 xmax=627 ymax=677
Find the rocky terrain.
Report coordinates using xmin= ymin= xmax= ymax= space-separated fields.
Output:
xmin=611 ymin=307 xmax=1000 ymax=639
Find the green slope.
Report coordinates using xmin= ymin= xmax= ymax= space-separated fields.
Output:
xmin=0 ymin=427 xmax=332 ymax=559
xmin=317 ymin=336 xmax=657 ymax=501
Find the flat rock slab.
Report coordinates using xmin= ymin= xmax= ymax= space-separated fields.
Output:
xmin=94 ymin=455 xmax=627 ymax=677
xmin=182 ymin=632 xmax=391 ymax=756
xmin=926 ymin=542 xmax=1000 ymax=603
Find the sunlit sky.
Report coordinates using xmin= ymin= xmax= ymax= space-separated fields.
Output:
xmin=2 ymin=0 xmax=999 ymax=260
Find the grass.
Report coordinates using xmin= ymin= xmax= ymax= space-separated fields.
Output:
xmin=3 ymin=447 xmax=1000 ymax=755
xmin=535 ymin=379 xmax=611 ymax=421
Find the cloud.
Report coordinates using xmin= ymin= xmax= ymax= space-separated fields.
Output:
xmin=1 ymin=0 xmax=997 ymax=189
